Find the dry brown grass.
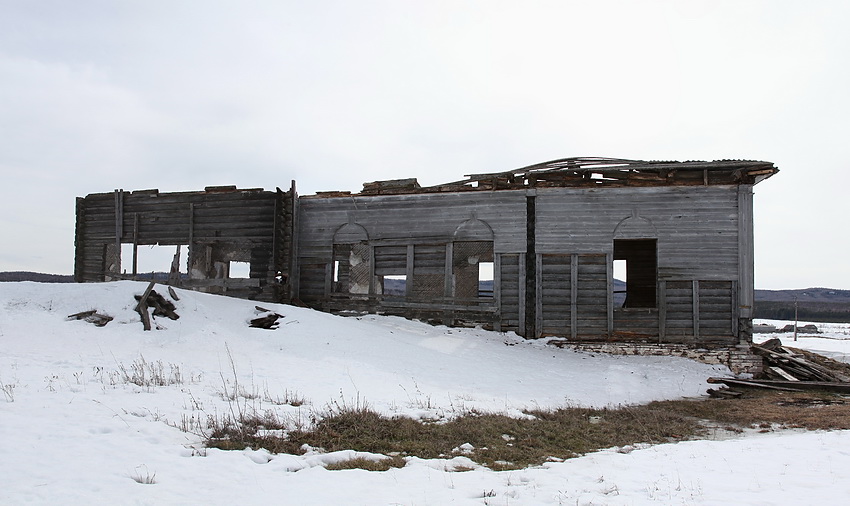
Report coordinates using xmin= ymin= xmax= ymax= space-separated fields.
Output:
xmin=651 ymin=389 xmax=850 ymax=431
xmin=205 ymin=382 xmax=850 ymax=470
xmin=324 ymin=456 xmax=407 ymax=471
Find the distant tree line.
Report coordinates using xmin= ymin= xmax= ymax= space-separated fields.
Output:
xmin=754 ymin=301 xmax=850 ymax=323
xmin=0 ymin=271 xmax=73 ymax=283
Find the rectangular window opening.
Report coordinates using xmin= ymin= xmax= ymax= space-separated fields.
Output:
xmin=613 ymin=239 xmax=657 ymax=308
xmin=382 ymin=274 xmax=407 ymax=296
xmin=613 ymin=259 xmax=627 ymax=307
xmin=478 ymin=261 xmax=494 ymax=298
xmin=229 ymin=261 xmax=251 ymax=279
xmin=121 ymin=243 xmax=188 ymax=281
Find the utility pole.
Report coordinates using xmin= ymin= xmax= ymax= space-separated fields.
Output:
xmin=793 ymin=295 xmax=798 ymax=342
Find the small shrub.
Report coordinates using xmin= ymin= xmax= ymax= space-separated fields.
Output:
xmin=325 ymin=456 xmax=406 ymax=471
xmin=263 ymin=387 xmax=306 ymax=407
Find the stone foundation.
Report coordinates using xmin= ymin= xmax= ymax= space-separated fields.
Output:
xmin=557 ymin=341 xmax=764 ymax=376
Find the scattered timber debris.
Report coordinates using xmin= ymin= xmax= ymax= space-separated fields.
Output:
xmin=67 ymin=310 xmax=113 ymax=327
xmin=754 ymin=338 xmax=850 ymax=382
xmin=134 ymin=282 xmax=180 ymax=331
xmin=706 ymin=387 xmax=743 ymax=399
xmin=708 ymin=338 xmax=850 ymax=395
xmin=250 ymin=306 xmax=284 ymax=330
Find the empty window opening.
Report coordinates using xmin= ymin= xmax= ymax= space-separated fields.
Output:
xmin=229 ymin=261 xmax=251 ymax=279
xmin=122 ymin=244 xmax=188 ymax=280
xmin=478 ymin=261 xmax=494 ymax=298
xmin=382 ymin=274 xmax=407 ymax=296
xmin=613 ymin=259 xmax=627 ymax=307
xmin=613 ymin=239 xmax=657 ymax=308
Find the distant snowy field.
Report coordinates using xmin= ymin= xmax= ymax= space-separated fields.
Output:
xmin=2 ymin=281 xmax=849 ymax=505
xmin=755 ymin=318 xmax=850 ymax=363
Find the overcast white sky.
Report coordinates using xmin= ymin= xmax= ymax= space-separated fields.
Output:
xmin=1 ymin=1 xmax=848 ymax=289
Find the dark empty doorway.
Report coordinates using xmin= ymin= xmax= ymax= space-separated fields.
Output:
xmin=613 ymin=239 xmax=657 ymax=308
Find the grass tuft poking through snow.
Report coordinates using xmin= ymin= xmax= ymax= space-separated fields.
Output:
xmin=130 ymin=465 xmax=157 ymax=485
xmin=116 ymin=355 xmax=188 ymax=388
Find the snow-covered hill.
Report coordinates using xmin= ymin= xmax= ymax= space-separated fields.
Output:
xmin=2 ymin=281 xmax=849 ymax=504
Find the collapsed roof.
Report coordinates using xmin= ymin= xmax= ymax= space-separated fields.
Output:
xmin=311 ymin=157 xmax=779 ymax=197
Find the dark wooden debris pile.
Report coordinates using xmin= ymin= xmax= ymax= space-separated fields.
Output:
xmin=67 ymin=310 xmax=114 ymax=327
xmin=755 ymin=338 xmax=848 ymax=382
xmin=708 ymin=338 xmax=850 ymax=396
xmin=250 ymin=306 xmax=284 ymax=330
xmin=135 ymin=282 xmax=180 ymax=331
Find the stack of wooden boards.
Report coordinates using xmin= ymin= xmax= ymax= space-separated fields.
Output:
xmin=708 ymin=338 xmax=850 ymax=396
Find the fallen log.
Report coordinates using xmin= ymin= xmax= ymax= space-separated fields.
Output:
xmin=67 ymin=310 xmax=113 ymax=327
xmin=707 ymin=387 xmax=743 ymax=399
xmin=250 ymin=313 xmax=284 ymax=329
xmin=708 ymin=377 xmax=850 ymax=393
xmin=707 ymin=377 xmax=803 ymax=392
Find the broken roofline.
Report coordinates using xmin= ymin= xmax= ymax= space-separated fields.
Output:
xmin=311 ymin=157 xmax=779 ymax=198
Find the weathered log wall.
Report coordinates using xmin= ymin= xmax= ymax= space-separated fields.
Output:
xmin=296 ymin=184 xmax=751 ymax=345
xmin=74 ymin=186 xmax=296 ymax=302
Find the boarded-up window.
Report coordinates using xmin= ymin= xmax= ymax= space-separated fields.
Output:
xmin=452 ymin=241 xmax=494 ymax=299
xmin=411 ymin=244 xmax=446 ymax=299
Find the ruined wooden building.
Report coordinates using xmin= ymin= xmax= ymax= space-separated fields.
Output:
xmin=75 ymin=157 xmax=778 ymax=346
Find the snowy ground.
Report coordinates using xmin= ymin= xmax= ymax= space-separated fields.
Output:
xmin=1 ymin=281 xmax=849 ymax=505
